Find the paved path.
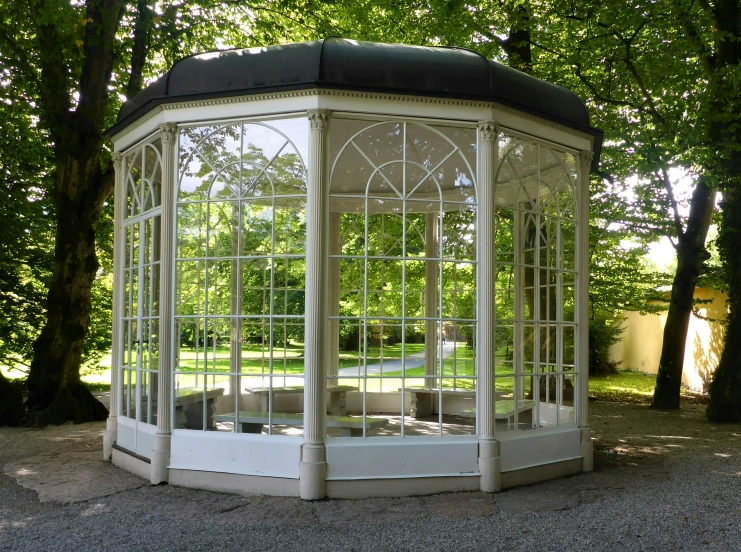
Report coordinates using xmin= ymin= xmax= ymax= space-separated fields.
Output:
xmin=338 ymin=342 xmax=457 ymax=376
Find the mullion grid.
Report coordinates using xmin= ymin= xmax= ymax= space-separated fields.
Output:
xmin=437 ymin=212 xmax=444 ymax=427
xmin=121 ymin=165 xmax=139 ymax=420
xmin=496 ymin=140 xmax=576 ymax=432
xmin=123 ymin=222 xmax=136 ymax=419
xmin=151 ymin=212 xmax=161 ymax=425
xmin=119 ymin=139 xmax=166 ymax=426
xmin=174 ymin=121 xmax=307 ymax=433
xmin=135 ymin=159 xmax=147 ymax=428
xmin=329 ymin=120 xmax=477 ymax=438
xmin=120 ymin=144 xmax=164 ymax=427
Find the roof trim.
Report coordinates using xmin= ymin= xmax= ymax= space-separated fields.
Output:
xmin=106 ymin=38 xmax=602 ymax=169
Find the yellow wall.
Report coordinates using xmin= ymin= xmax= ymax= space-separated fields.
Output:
xmin=609 ymin=288 xmax=727 ymax=392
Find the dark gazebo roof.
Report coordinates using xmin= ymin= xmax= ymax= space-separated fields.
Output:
xmin=108 ymin=38 xmax=601 ymax=166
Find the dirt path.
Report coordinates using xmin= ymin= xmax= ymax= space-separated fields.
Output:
xmin=2 ymin=399 xmax=740 ymax=551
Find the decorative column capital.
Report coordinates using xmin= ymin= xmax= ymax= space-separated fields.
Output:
xmin=308 ymin=109 xmax=330 ymax=131
xmin=579 ymin=150 xmax=594 ymax=167
xmin=112 ymin=152 xmax=123 ymax=165
xmin=158 ymin=123 xmax=178 ymax=144
xmin=477 ymin=121 xmax=499 ymax=141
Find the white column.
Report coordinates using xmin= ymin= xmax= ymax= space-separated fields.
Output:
xmin=424 ymin=213 xmax=438 ymax=387
xmin=229 ymin=205 xmax=242 ymax=394
xmin=300 ymin=109 xmax=330 ymax=500
xmin=327 ymin=212 xmax=341 ymax=383
xmin=151 ymin=124 xmax=177 ymax=484
xmin=577 ymin=149 xmax=593 ymax=472
xmin=104 ymin=152 xmax=125 ymax=461
xmin=476 ymin=121 xmax=500 ymax=492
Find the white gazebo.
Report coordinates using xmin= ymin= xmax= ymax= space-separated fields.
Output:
xmin=103 ymin=38 xmax=601 ymax=499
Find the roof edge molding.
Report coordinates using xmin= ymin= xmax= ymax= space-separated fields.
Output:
xmin=107 ymin=38 xmax=601 ymax=166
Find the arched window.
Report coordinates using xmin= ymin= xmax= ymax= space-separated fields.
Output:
xmin=176 ymin=118 xmax=308 ymax=433
xmin=494 ymin=137 xmax=579 ymax=431
xmin=120 ymin=139 xmax=162 ymax=430
xmin=328 ymin=119 xmax=477 ymax=437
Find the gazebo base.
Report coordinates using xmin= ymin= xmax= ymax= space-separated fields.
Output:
xmin=111 ymin=428 xmax=590 ymax=499
xmin=117 ymin=456 xmax=585 ymax=499
xmin=500 ymin=458 xmax=583 ymax=490
xmin=169 ymin=469 xmax=300 ymax=497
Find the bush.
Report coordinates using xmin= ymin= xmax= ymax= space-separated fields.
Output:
xmin=589 ymin=317 xmax=624 ymax=376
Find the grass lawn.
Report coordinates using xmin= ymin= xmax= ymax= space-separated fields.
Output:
xmin=6 ymin=347 xmax=702 ymax=406
xmin=589 ymin=370 xmax=657 ymax=402
xmin=176 ymin=343 xmax=428 ymax=375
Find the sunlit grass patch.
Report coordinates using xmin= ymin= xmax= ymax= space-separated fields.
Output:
xmin=589 ymin=370 xmax=661 ymax=403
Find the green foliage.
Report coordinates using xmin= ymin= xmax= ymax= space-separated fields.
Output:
xmin=589 ymin=317 xmax=624 ymax=376
xmin=0 ymin=0 xmax=735 ymax=423
xmin=0 ymin=54 xmax=55 ymax=370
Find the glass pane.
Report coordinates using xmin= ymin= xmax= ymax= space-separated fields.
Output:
xmin=242 ymin=199 xmax=273 ymax=256
xmin=194 ymin=124 xmax=241 ymax=173
xmin=271 ymin=259 xmax=306 ymax=316
xmin=275 ymin=198 xmax=306 ymax=254
xmin=267 ymin=149 xmax=307 ymax=197
xmin=241 ymin=318 xmax=272 ymax=376
xmin=563 ymin=325 xmax=576 ymax=368
xmin=206 ymin=260 xmax=235 ymax=316
xmin=242 ymin=259 xmax=271 ymax=316
xmin=176 ymin=260 xmax=205 ymax=316
xmin=443 ymin=208 xmax=476 ymax=260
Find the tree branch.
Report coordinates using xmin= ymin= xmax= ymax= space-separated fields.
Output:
xmin=575 ymin=64 xmax=633 ymax=108
xmin=696 ymin=0 xmax=715 ymax=14
xmin=677 ymin=2 xmax=715 ymax=75
xmin=475 ymin=26 xmax=509 ymax=51
xmin=660 ymin=167 xmax=685 ymax=238
xmin=126 ymin=0 xmax=153 ymax=100
xmin=76 ymin=0 xmax=126 ymax=140
xmin=92 ymin=163 xmax=116 ymax=215
xmin=620 ymin=35 xmax=666 ymax=125
xmin=27 ymin=0 xmax=74 ymax=145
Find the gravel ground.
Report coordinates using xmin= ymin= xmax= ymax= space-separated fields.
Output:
xmin=2 ymin=400 xmax=741 ymax=551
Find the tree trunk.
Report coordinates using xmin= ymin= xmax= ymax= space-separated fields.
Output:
xmin=503 ymin=2 xmax=533 ymax=72
xmin=0 ymin=371 xmax=24 ymax=426
xmin=25 ymin=154 xmax=109 ymax=426
xmin=707 ymin=189 xmax=741 ymax=422
xmin=23 ymin=0 xmax=127 ymax=426
xmin=703 ymin=0 xmax=741 ymax=421
xmin=652 ymin=180 xmax=715 ymax=409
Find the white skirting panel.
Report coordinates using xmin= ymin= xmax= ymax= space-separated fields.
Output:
xmin=169 ymin=469 xmax=300 ymax=497
xmin=112 ymin=447 xmax=151 ymax=481
xmin=326 ymin=436 xmax=479 ymax=480
xmin=116 ymin=416 xmax=156 ymax=460
xmin=327 ymin=475 xmax=480 ymax=499
xmin=499 ymin=426 xmax=581 ymax=472
xmin=169 ymin=430 xmax=302 ymax=479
